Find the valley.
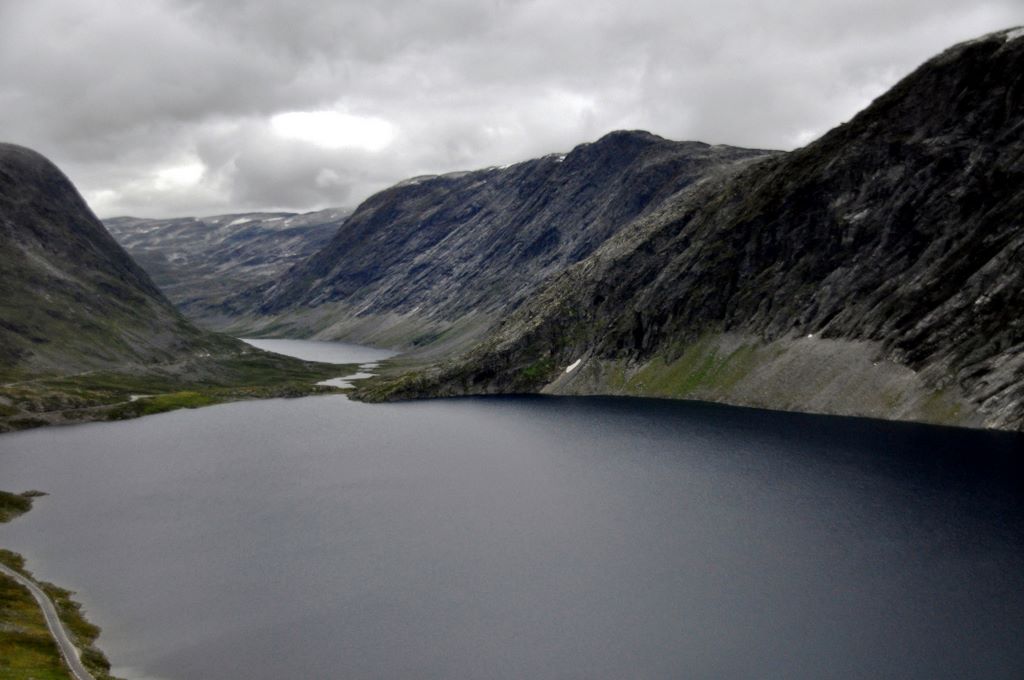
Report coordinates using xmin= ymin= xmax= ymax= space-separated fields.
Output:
xmin=105 ymin=209 xmax=349 ymax=327
xmin=92 ymin=30 xmax=1024 ymax=432
xmin=1 ymin=20 xmax=1023 ymax=680
xmin=0 ymin=144 xmax=354 ymax=433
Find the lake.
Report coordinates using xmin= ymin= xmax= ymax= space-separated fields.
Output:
xmin=1 ymin=340 xmax=1023 ymax=679
xmin=239 ymin=338 xmax=396 ymax=365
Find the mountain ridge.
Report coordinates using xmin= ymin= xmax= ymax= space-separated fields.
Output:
xmin=218 ymin=130 xmax=778 ymax=352
xmin=355 ymin=27 xmax=1024 ymax=431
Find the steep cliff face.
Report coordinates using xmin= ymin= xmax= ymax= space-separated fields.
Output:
xmin=362 ymin=28 xmax=1024 ymax=431
xmin=225 ymin=132 xmax=775 ymax=349
xmin=0 ymin=143 xmax=233 ymax=377
xmin=105 ymin=209 xmax=347 ymax=327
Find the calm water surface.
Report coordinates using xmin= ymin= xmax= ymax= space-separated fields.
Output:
xmin=1 ymin=341 xmax=1023 ymax=679
xmin=240 ymin=337 xmax=396 ymax=364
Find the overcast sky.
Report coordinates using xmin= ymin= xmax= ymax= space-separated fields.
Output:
xmin=1 ymin=0 xmax=1021 ymax=218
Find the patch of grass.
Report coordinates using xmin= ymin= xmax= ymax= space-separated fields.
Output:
xmin=38 ymin=581 xmax=116 ymax=679
xmin=5 ymin=417 xmax=48 ymax=431
xmin=601 ymin=362 xmax=630 ymax=392
xmin=0 ymin=350 xmax=355 ymax=432
xmin=1 ymin=503 xmax=122 ymax=680
xmin=520 ymin=357 xmax=555 ymax=382
xmin=410 ymin=330 xmax=443 ymax=347
xmin=0 ymin=490 xmax=43 ymax=523
xmin=352 ymin=369 xmax=435 ymax=402
xmin=131 ymin=391 xmax=218 ymax=415
xmin=627 ymin=336 xmax=759 ymax=397
xmin=0 ymin=566 xmax=70 ymax=680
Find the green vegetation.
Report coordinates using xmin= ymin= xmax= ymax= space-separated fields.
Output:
xmin=353 ymin=368 xmax=435 ymax=403
xmin=0 ymin=491 xmax=32 ymax=522
xmin=121 ymin=391 xmax=218 ymax=416
xmin=410 ymin=330 xmax=443 ymax=347
xmin=0 ymin=550 xmax=122 ymax=680
xmin=0 ymin=351 xmax=356 ymax=432
xmin=0 ymin=493 xmax=121 ymax=680
xmin=0 ymin=556 xmax=70 ymax=680
xmin=626 ymin=337 xmax=760 ymax=397
xmin=0 ymin=490 xmax=45 ymax=523
xmin=520 ymin=356 xmax=555 ymax=382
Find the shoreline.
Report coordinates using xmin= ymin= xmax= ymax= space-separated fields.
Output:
xmin=0 ymin=490 xmax=123 ymax=680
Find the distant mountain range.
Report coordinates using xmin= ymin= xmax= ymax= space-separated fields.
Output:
xmin=210 ymin=134 xmax=775 ymax=353
xmin=54 ymin=27 xmax=1024 ymax=430
xmin=105 ymin=209 xmax=348 ymax=327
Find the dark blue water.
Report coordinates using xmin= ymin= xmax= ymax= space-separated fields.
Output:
xmin=1 ymin=390 xmax=1023 ymax=679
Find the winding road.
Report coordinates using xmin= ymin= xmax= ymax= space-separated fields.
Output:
xmin=0 ymin=562 xmax=97 ymax=680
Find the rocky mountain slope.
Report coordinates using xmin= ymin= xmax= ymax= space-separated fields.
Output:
xmin=223 ymin=133 xmax=775 ymax=351
xmin=0 ymin=144 xmax=346 ymax=431
xmin=0 ymin=143 xmax=230 ymax=377
xmin=361 ymin=28 xmax=1024 ymax=431
xmin=105 ymin=208 xmax=347 ymax=327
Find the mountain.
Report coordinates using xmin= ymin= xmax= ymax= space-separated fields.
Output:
xmin=223 ymin=133 xmax=776 ymax=352
xmin=360 ymin=28 xmax=1024 ymax=431
xmin=105 ymin=208 xmax=348 ymax=327
xmin=0 ymin=144 xmax=344 ymax=431
xmin=0 ymin=143 xmax=229 ymax=376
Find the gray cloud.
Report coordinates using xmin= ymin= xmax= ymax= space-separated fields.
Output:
xmin=1 ymin=0 xmax=1021 ymax=217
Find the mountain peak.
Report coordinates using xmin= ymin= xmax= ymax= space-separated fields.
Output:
xmin=0 ymin=144 xmax=217 ymax=375
xmin=223 ymin=130 xmax=774 ymax=346
xmin=574 ymin=129 xmax=676 ymax=154
xmin=0 ymin=142 xmax=55 ymax=171
xmin=593 ymin=129 xmax=666 ymax=144
xmin=0 ymin=143 xmax=91 ymax=219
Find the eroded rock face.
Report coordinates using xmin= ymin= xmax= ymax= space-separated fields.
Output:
xmin=224 ymin=131 xmax=775 ymax=346
xmin=367 ymin=28 xmax=1024 ymax=431
xmin=0 ymin=144 xmax=231 ymax=376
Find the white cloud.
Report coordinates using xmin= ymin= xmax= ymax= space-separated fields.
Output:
xmin=155 ymin=162 xmax=206 ymax=190
xmin=1 ymin=0 xmax=1021 ymax=217
xmin=271 ymin=111 xmax=397 ymax=152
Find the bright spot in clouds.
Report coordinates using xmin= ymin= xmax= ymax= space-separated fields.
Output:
xmin=155 ymin=162 xmax=205 ymax=189
xmin=271 ymin=111 xmax=397 ymax=152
